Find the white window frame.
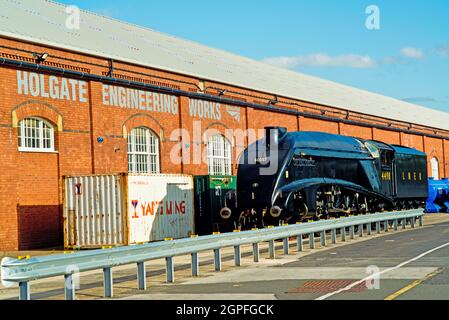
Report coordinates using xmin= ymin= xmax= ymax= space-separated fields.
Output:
xmin=18 ymin=117 xmax=55 ymax=153
xmin=431 ymin=157 xmax=439 ymax=180
xmin=127 ymin=127 xmax=160 ymax=174
xmin=207 ymin=134 xmax=232 ymax=176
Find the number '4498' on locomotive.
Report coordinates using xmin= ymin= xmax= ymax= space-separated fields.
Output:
xmin=235 ymin=127 xmax=428 ymax=227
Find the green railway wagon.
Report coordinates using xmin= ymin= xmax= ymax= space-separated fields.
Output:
xmin=194 ymin=175 xmax=237 ymax=235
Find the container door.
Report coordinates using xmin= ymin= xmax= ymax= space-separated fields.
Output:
xmin=64 ymin=175 xmax=125 ymax=248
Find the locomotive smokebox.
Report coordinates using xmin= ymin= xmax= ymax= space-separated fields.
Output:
xmin=265 ymin=127 xmax=287 ymax=150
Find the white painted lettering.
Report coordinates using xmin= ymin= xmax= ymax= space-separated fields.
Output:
xmin=39 ymin=74 xmax=49 ymax=98
xmin=109 ymin=85 xmax=118 ymax=107
xmin=17 ymin=71 xmax=28 ymax=95
xmin=49 ymin=76 xmax=59 ymax=99
xmin=139 ymin=91 xmax=146 ymax=110
xmin=68 ymin=79 xmax=78 ymax=101
xmin=102 ymin=84 xmax=109 ymax=105
xmin=60 ymin=78 xmax=70 ymax=100
xmin=153 ymin=93 xmax=160 ymax=112
xmin=171 ymin=96 xmax=178 ymax=114
xmin=146 ymin=92 xmax=153 ymax=111
xmin=29 ymin=73 xmax=40 ymax=97
xmin=119 ymin=87 xmax=127 ymax=108
xmin=79 ymin=81 xmax=87 ymax=103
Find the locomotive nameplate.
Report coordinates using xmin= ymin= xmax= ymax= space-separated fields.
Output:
xmin=293 ymin=158 xmax=316 ymax=167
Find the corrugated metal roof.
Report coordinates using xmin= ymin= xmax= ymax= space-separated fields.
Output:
xmin=1 ymin=0 xmax=448 ymax=131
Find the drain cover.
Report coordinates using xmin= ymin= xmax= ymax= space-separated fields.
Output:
xmin=288 ymin=280 xmax=367 ymax=293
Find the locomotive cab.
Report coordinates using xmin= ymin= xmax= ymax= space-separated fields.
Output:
xmin=367 ymin=141 xmax=396 ymax=197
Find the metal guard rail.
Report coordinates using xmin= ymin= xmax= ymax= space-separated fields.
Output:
xmin=1 ymin=210 xmax=424 ymax=300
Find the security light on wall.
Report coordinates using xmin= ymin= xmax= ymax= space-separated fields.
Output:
xmin=269 ymin=95 xmax=279 ymax=105
xmin=33 ymin=52 xmax=49 ymax=64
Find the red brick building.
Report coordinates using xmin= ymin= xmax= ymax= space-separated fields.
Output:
xmin=1 ymin=0 xmax=448 ymax=250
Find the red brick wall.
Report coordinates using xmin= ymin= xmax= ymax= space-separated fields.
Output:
xmin=0 ymin=37 xmax=448 ymax=250
xmin=424 ymin=137 xmax=445 ymax=179
xmin=299 ymin=118 xmax=339 ymax=134
xmin=444 ymin=140 xmax=449 ymax=178
xmin=340 ymin=124 xmax=372 ymax=140
xmin=373 ymin=128 xmax=401 ymax=145
xmin=401 ymin=133 xmax=425 ymax=151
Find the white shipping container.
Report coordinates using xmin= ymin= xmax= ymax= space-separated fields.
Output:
xmin=127 ymin=175 xmax=194 ymax=243
xmin=63 ymin=174 xmax=194 ymax=248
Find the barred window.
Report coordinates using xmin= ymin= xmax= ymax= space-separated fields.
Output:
xmin=18 ymin=118 xmax=55 ymax=152
xmin=207 ymin=134 xmax=232 ymax=176
xmin=127 ymin=127 xmax=160 ymax=174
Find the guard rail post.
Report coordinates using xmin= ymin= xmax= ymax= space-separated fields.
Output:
xmin=253 ymin=243 xmax=260 ymax=262
xmin=137 ymin=261 xmax=146 ymax=290
xmin=19 ymin=282 xmax=30 ymax=301
xmin=65 ymin=274 xmax=76 ymax=300
xmin=419 ymin=216 xmax=424 ymax=227
xmin=341 ymin=227 xmax=346 ymax=242
xmin=297 ymin=235 xmax=303 ymax=252
xmin=376 ymin=221 xmax=381 ymax=234
xmin=331 ymin=229 xmax=337 ymax=244
xmin=349 ymin=225 xmax=355 ymax=239
xmin=103 ymin=267 xmax=113 ymax=298
xmin=358 ymin=224 xmax=363 ymax=238
xmin=283 ymin=238 xmax=290 ymax=255
xmin=234 ymin=245 xmax=241 ymax=266
xmin=309 ymin=233 xmax=315 ymax=249
xmin=166 ymin=257 xmax=174 ymax=283
xmin=367 ymin=223 xmax=372 ymax=236
xmin=191 ymin=253 xmax=199 ymax=277
xmin=214 ymin=249 xmax=222 ymax=271
xmin=320 ymin=231 xmax=326 ymax=247
xmin=393 ymin=219 xmax=399 ymax=231
xmin=402 ymin=218 xmax=407 ymax=230
xmin=269 ymin=240 xmax=276 ymax=259
xmin=410 ymin=217 xmax=415 ymax=229
xmin=384 ymin=220 xmax=389 ymax=232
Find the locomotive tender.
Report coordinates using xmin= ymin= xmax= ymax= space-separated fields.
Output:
xmin=232 ymin=127 xmax=428 ymax=227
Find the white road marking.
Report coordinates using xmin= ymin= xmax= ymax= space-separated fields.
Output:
xmin=315 ymin=241 xmax=449 ymax=300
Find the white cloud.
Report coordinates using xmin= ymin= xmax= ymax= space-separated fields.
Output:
xmin=400 ymin=47 xmax=424 ymax=59
xmin=436 ymin=44 xmax=449 ymax=57
xmin=262 ymin=53 xmax=376 ymax=69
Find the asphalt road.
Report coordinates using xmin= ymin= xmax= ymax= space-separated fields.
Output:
xmin=121 ymin=218 xmax=449 ymax=300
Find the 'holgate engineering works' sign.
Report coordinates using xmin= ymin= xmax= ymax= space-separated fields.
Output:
xmin=15 ymin=71 xmax=241 ymax=121
xmin=16 ymin=71 xmax=179 ymax=116
xmin=17 ymin=71 xmax=89 ymax=102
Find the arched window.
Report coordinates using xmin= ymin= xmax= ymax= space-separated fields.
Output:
xmin=127 ymin=127 xmax=160 ymax=174
xmin=18 ymin=117 xmax=55 ymax=152
xmin=431 ymin=157 xmax=439 ymax=180
xmin=207 ymin=134 xmax=232 ymax=176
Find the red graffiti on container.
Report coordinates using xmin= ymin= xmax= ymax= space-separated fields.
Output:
xmin=132 ymin=200 xmax=186 ymax=219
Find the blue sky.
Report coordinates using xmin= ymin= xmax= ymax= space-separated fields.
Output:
xmin=58 ymin=0 xmax=449 ymax=112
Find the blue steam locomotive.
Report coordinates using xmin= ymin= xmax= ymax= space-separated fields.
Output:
xmin=231 ymin=127 xmax=428 ymax=228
